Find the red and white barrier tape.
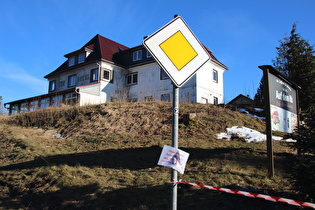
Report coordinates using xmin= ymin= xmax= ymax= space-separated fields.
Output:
xmin=172 ymin=180 xmax=315 ymax=209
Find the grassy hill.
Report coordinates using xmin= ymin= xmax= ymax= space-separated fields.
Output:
xmin=0 ymin=102 xmax=304 ymax=209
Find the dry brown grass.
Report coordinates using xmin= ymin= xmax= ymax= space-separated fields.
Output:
xmin=0 ymin=102 xmax=302 ymax=209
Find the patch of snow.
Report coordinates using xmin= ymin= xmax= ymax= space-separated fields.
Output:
xmin=45 ymin=130 xmax=63 ymax=138
xmin=217 ymin=126 xmax=296 ymax=143
xmin=53 ymin=133 xmax=63 ymax=138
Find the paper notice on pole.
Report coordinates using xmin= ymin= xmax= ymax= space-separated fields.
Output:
xmin=157 ymin=145 xmax=189 ymax=174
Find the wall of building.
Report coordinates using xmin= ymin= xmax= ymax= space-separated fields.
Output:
xmin=126 ymin=62 xmax=200 ymax=103
xmin=48 ymin=63 xmax=99 ymax=93
xmin=127 ymin=63 xmax=173 ymax=102
xmin=77 ymin=61 xmax=128 ymax=105
xmin=195 ymin=61 xmax=225 ymax=104
xmin=100 ymin=62 xmax=128 ymax=102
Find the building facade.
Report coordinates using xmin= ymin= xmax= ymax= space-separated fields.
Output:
xmin=5 ymin=34 xmax=228 ymax=114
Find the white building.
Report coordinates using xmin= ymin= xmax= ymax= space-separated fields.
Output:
xmin=5 ymin=34 xmax=228 ymax=114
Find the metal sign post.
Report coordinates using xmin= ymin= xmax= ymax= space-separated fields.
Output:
xmin=171 ymin=84 xmax=179 ymax=210
xmin=143 ymin=15 xmax=210 ymax=210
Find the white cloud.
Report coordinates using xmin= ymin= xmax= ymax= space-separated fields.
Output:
xmin=0 ymin=58 xmax=47 ymax=93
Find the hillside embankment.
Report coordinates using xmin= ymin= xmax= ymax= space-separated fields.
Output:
xmin=0 ymin=102 xmax=302 ymax=209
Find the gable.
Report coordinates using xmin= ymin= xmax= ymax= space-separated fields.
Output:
xmin=44 ymin=34 xmax=129 ymax=78
xmin=228 ymin=94 xmax=254 ymax=106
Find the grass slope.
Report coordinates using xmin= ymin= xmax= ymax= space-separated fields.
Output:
xmin=0 ymin=102 xmax=303 ymax=209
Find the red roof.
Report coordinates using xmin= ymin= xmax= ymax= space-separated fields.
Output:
xmin=97 ymin=34 xmax=129 ymax=61
xmin=203 ymin=45 xmax=228 ymax=70
xmin=45 ymin=34 xmax=129 ymax=78
xmin=45 ymin=34 xmax=226 ymax=79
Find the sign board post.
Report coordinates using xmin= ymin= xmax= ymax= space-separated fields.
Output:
xmin=259 ymin=65 xmax=300 ymax=178
xmin=172 ymin=85 xmax=179 ymax=209
xmin=143 ymin=15 xmax=210 ymax=210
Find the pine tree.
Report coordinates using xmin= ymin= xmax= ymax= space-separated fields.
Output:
xmin=254 ymin=23 xmax=315 ymax=111
xmin=253 ymin=78 xmax=264 ymax=107
xmin=272 ymin=23 xmax=315 ymax=111
xmin=270 ymin=23 xmax=315 ymax=201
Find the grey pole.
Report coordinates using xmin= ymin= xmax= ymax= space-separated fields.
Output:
xmin=171 ymin=84 xmax=179 ymax=210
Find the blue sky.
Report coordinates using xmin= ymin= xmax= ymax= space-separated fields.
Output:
xmin=1 ymin=0 xmax=315 ymax=106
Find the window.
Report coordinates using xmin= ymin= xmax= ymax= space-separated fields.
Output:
xmin=65 ymin=93 xmax=77 ymax=105
xmin=103 ymin=69 xmax=114 ymax=83
xmin=144 ymin=96 xmax=153 ymax=102
xmin=133 ymin=50 xmax=142 ymax=61
xmin=29 ymin=101 xmax=38 ymax=111
xmin=52 ymin=95 xmax=63 ymax=107
xmin=40 ymin=98 xmax=50 ymax=109
xmin=213 ymin=96 xmax=218 ymax=105
xmin=201 ymin=97 xmax=208 ymax=104
xmin=78 ymin=53 xmax=85 ymax=64
xmin=160 ymin=68 xmax=169 ymax=80
xmin=11 ymin=105 xmax=19 ymax=115
xmin=129 ymin=98 xmax=138 ymax=102
xmin=146 ymin=50 xmax=152 ymax=58
xmin=68 ymin=56 xmax=75 ymax=66
xmin=20 ymin=103 xmax=28 ymax=113
xmin=49 ymin=80 xmax=56 ymax=91
xmin=161 ymin=94 xmax=170 ymax=102
xmin=90 ymin=69 xmax=99 ymax=82
xmin=68 ymin=75 xmax=77 ymax=87
xmin=213 ymin=70 xmax=218 ymax=83
xmin=126 ymin=72 xmax=138 ymax=85
xmin=59 ymin=80 xmax=65 ymax=87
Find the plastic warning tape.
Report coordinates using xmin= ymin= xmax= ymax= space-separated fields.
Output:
xmin=172 ymin=180 xmax=315 ymax=209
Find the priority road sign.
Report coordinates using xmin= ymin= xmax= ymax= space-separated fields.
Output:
xmin=143 ymin=15 xmax=210 ymax=87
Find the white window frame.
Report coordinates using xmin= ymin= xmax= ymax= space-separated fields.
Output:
xmin=126 ymin=72 xmax=138 ymax=85
xmin=103 ymin=69 xmax=114 ymax=83
xmin=133 ymin=50 xmax=142 ymax=61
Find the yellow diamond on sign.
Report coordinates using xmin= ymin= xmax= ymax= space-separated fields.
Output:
xmin=160 ymin=31 xmax=198 ymax=70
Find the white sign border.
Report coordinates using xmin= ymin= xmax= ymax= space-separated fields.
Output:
xmin=143 ymin=16 xmax=210 ymax=87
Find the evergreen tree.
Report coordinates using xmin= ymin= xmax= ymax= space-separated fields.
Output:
xmin=254 ymin=23 xmax=315 ymax=111
xmin=253 ymin=78 xmax=264 ymax=107
xmin=269 ymin=23 xmax=315 ymax=201
xmin=272 ymin=23 xmax=315 ymax=111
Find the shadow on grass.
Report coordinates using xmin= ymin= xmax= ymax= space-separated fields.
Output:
xmin=0 ymin=146 xmax=162 ymax=171
xmin=0 ymin=146 xmax=300 ymax=209
xmin=1 ymin=182 xmax=300 ymax=209
xmin=0 ymin=146 xmax=269 ymax=171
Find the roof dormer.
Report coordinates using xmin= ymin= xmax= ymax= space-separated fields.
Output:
xmin=65 ymin=46 xmax=94 ymax=67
